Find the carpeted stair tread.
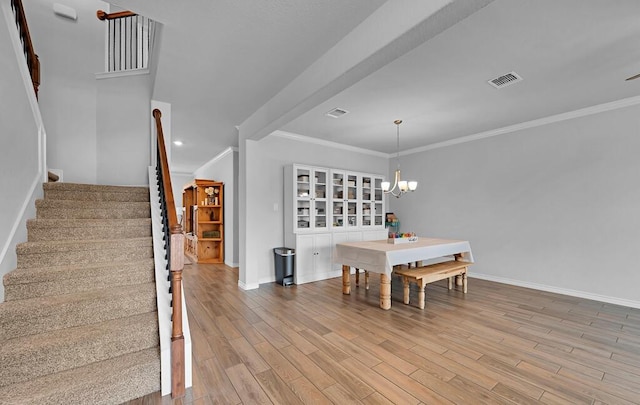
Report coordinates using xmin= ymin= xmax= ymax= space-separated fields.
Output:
xmin=35 ymin=199 xmax=150 ymax=220
xmin=36 ymin=199 xmax=150 ymax=209
xmin=43 ymin=181 xmax=150 ymax=194
xmin=16 ymin=237 xmax=153 ymax=268
xmin=0 ymin=282 xmax=157 ymax=341
xmin=44 ymin=188 xmax=150 ymax=202
xmin=0 ymin=181 xmax=162 ymax=402
xmin=4 ymin=258 xmax=154 ymax=285
xmin=35 ymin=199 xmax=150 ymax=219
xmin=0 ymin=347 xmax=160 ymax=405
xmin=17 ymin=236 xmax=152 ymax=255
xmin=0 ymin=311 xmax=159 ymax=388
xmin=27 ymin=217 xmax=151 ymax=229
xmin=27 ymin=218 xmax=151 ymax=241
xmin=3 ymin=259 xmax=155 ymax=301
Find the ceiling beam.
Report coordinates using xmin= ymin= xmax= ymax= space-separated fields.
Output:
xmin=238 ymin=0 xmax=495 ymax=141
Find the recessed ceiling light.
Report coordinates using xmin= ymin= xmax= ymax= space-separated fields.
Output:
xmin=173 ymin=140 xmax=183 ymax=146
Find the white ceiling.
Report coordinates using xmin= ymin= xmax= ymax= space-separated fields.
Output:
xmin=111 ymin=0 xmax=640 ymax=172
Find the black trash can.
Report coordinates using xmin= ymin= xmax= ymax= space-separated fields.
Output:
xmin=273 ymin=247 xmax=295 ymax=286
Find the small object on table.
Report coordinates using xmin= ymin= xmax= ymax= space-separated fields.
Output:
xmin=387 ymin=232 xmax=418 ymax=244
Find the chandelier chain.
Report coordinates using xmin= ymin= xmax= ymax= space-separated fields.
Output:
xmin=381 ymin=119 xmax=417 ymax=197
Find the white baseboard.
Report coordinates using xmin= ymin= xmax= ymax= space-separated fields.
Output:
xmin=294 ymin=270 xmax=342 ymax=285
xmin=470 ymin=272 xmax=640 ymax=310
xmin=238 ymin=280 xmax=259 ymax=290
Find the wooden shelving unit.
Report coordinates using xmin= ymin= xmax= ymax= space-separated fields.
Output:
xmin=183 ymin=179 xmax=224 ymax=263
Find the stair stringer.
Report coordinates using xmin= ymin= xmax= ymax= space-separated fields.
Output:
xmin=148 ymin=167 xmax=192 ymax=396
xmin=0 ymin=0 xmax=47 ymax=303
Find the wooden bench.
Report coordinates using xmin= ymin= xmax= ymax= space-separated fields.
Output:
xmin=393 ymin=260 xmax=472 ymax=309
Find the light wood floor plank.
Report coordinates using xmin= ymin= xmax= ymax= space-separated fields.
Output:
xmin=375 ymin=362 xmax=455 ymax=404
xmin=225 ymin=363 xmax=271 ymax=404
xmin=253 ymin=340 xmax=303 ymax=382
xmin=308 ymin=350 xmax=375 ymax=399
xmin=287 ymin=376 xmax=333 ymax=405
xmin=322 ymin=382 xmax=364 ymax=404
xmin=126 ymin=264 xmax=640 ymax=404
xmin=199 ymin=357 xmax=242 ymax=404
xmin=340 ymin=357 xmax=420 ymax=405
xmin=228 ymin=336 xmax=271 ymax=374
xmin=254 ymin=369 xmax=304 ymax=405
xmin=278 ymin=345 xmax=336 ymax=391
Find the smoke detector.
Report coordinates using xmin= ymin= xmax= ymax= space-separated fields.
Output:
xmin=325 ymin=108 xmax=349 ymax=118
xmin=488 ymin=71 xmax=523 ymax=89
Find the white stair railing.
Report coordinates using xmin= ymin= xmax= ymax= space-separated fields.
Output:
xmin=97 ymin=10 xmax=155 ymax=73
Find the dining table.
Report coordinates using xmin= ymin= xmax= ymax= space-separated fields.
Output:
xmin=333 ymin=237 xmax=474 ymax=309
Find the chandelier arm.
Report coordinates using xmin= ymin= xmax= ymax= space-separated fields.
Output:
xmin=383 ymin=169 xmax=404 ymax=197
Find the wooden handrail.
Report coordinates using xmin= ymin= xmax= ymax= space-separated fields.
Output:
xmin=11 ymin=0 xmax=40 ymax=98
xmin=96 ymin=9 xmax=137 ymax=20
xmin=153 ymin=109 xmax=178 ymax=229
xmin=153 ymin=109 xmax=185 ymax=399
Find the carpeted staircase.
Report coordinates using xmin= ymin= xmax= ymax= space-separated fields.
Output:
xmin=0 ymin=182 xmax=161 ymax=405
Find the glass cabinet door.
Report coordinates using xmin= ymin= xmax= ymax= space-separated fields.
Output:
xmin=346 ymin=174 xmax=358 ymax=228
xmin=295 ymin=168 xmax=312 ymax=230
xmin=331 ymin=171 xmax=345 ymax=228
xmin=331 ymin=171 xmax=358 ymax=229
xmin=313 ymin=169 xmax=328 ymax=230
xmin=295 ymin=167 xmax=328 ymax=231
xmin=374 ymin=177 xmax=384 ymax=226
xmin=361 ymin=175 xmax=373 ymax=227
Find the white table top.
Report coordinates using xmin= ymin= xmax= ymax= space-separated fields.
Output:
xmin=334 ymin=237 xmax=473 ymax=276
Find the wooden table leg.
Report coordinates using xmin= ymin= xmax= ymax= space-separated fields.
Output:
xmin=455 ymin=253 xmax=465 ymax=287
xmin=365 ymin=271 xmax=370 ymax=290
xmin=355 ymin=268 xmax=360 ymax=287
xmin=342 ymin=265 xmax=351 ymax=295
xmin=380 ymin=273 xmax=391 ymax=310
xmin=463 ymin=272 xmax=468 ymax=293
xmin=402 ymin=276 xmax=410 ymax=305
xmin=417 ymin=279 xmax=426 ymax=309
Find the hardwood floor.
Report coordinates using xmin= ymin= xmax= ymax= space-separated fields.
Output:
xmin=126 ymin=263 xmax=640 ymax=404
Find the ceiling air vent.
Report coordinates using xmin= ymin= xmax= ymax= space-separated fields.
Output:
xmin=488 ymin=71 xmax=523 ymax=89
xmin=325 ymin=107 xmax=349 ymax=118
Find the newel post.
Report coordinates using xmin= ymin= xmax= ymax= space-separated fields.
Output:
xmin=170 ymin=223 xmax=185 ymax=398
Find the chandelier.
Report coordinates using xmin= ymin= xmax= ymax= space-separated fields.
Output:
xmin=381 ymin=120 xmax=417 ymax=198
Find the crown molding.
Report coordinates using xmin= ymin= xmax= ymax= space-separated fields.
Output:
xmin=271 ymin=130 xmax=388 ymax=158
xmin=402 ymin=95 xmax=640 ymax=156
xmin=193 ymin=146 xmax=238 ymax=174
xmin=270 ymin=96 xmax=640 ymax=159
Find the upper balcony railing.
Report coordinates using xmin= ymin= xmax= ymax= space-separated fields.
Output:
xmin=97 ymin=9 xmax=156 ymax=73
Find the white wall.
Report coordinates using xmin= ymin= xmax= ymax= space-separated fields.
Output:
xmin=96 ymin=73 xmax=154 ymax=185
xmin=0 ymin=0 xmax=46 ymax=301
xmin=243 ymin=133 xmax=388 ymax=287
xmin=170 ymin=171 xmax=192 ymax=208
xmin=24 ymin=0 xmax=106 ymax=184
xmin=193 ymin=149 xmax=239 ymax=267
xmin=388 ymin=102 xmax=640 ymax=307
xmin=25 ymin=0 xmax=156 ymax=186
